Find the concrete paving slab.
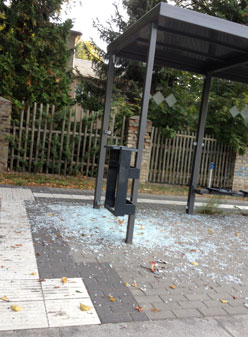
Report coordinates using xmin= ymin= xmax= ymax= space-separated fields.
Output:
xmin=216 ymin=314 xmax=248 ymax=337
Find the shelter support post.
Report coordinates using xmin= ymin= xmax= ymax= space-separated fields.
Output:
xmin=125 ymin=23 xmax=158 ymax=244
xmin=93 ymin=55 xmax=115 ymax=209
xmin=187 ymin=74 xmax=212 ymax=215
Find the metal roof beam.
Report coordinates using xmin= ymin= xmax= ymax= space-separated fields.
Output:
xmin=206 ymin=53 xmax=248 ymax=74
xmin=137 ymin=37 xmax=223 ymax=62
xmin=158 ymin=25 xmax=248 ymax=54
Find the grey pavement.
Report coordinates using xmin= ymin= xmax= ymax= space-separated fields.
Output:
xmin=1 ymin=315 xmax=248 ymax=337
xmin=1 ymin=185 xmax=248 ymax=335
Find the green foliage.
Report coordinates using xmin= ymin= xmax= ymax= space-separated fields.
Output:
xmin=199 ymin=197 xmax=223 ymax=215
xmin=0 ymin=0 xmax=74 ymax=110
xmin=78 ymin=0 xmax=248 ymax=153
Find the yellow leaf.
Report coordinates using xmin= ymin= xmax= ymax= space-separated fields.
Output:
xmin=30 ymin=272 xmax=36 ymax=276
xmin=132 ymin=282 xmax=137 ymax=288
xmin=208 ymin=229 xmax=214 ymax=234
xmin=235 ymin=232 xmax=240 ymax=236
xmin=11 ymin=304 xmax=22 ymax=312
xmin=109 ymin=296 xmax=116 ymax=302
xmin=80 ymin=303 xmax=91 ymax=311
xmin=220 ymin=299 xmax=228 ymax=304
xmin=61 ymin=277 xmax=68 ymax=284
xmin=1 ymin=296 xmax=8 ymax=301
xmin=170 ymin=284 xmax=176 ymax=289
xmin=191 ymin=262 xmax=199 ymax=266
xmin=125 ymin=282 xmax=130 ymax=287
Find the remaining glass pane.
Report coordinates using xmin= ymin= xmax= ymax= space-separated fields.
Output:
xmin=241 ymin=107 xmax=248 ymax=120
xmin=165 ymin=93 xmax=177 ymax=107
xmin=153 ymin=91 xmax=165 ymax=105
xmin=229 ymin=106 xmax=240 ymax=118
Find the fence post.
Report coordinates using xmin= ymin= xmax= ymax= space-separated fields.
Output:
xmin=232 ymin=149 xmax=248 ymax=190
xmin=0 ymin=97 xmax=11 ymax=172
xmin=126 ymin=115 xmax=152 ymax=183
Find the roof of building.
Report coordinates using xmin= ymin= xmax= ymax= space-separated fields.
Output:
xmin=74 ymin=58 xmax=98 ymax=78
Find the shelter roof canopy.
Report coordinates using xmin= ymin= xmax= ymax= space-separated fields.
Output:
xmin=108 ymin=3 xmax=248 ymax=83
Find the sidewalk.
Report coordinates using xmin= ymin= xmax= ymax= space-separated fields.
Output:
xmin=0 ymin=185 xmax=248 ymax=336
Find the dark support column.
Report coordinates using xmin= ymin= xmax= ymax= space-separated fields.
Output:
xmin=93 ymin=55 xmax=115 ymax=208
xmin=125 ymin=23 xmax=158 ymax=244
xmin=187 ymin=74 xmax=212 ymax=215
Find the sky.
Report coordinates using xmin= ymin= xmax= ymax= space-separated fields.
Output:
xmin=61 ymin=0 xmax=175 ymax=51
xmin=61 ymin=0 xmax=128 ymax=51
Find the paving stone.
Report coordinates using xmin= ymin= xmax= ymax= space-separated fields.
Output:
xmin=208 ymin=292 xmax=233 ymax=300
xmin=223 ymin=306 xmax=248 ymax=315
xmin=150 ymin=302 xmax=181 ymax=311
xmin=172 ymin=308 xmax=203 ymax=318
xmin=185 ymin=293 xmax=211 ymax=301
xmin=199 ymin=307 xmax=229 ymax=317
xmin=97 ymin=312 xmax=133 ymax=323
xmin=204 ymin=300 xmax=230 ymax=308
xmin=146 ymin=310 xmax=176 ymax=320
xmin=130 ymin=312 xmax=150 ymax=321
xmin=160 ymin=294 xmax=188 ymax=302
xmin=178 ymin=300 xmax=206 ymax=309
xmin=134 ymin=295 xmax=163 ymax=304
xmin=110 ymin=303 xmax=137 ymax=313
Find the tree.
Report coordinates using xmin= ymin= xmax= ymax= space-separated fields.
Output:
xmin=79 ymin=0 xmax=248 ymax=152
xmin=0 ymin=0 xmax=74 ymax=110
xmin=75 ymin=40 xmax=102 ymax=61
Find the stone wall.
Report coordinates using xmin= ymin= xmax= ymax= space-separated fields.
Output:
xmin=232 ymin=149 xmax=248 ymax=191
xmin=0 ymin=97 xmax=11 ymax=172
xmin=126 ymin=115 xmax=152 ymax=184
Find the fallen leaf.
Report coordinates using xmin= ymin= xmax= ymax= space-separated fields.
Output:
xmin=61 ymin=277 xmax=68 ymax=284
xmin=125 ymin=282 xmax=130 ymax=287
xmin=39 ymin=279 xmax=46 ymax=282
xmin=57 ymin=233 xmax=61 ymax=238
xmin=132 ymin=282 xmax=137 ymax=288
xmin=152 ymin=308 xmax=160 ymax=312
xmin=47 ymin=214 xmax=53 ymax=216
xmin=118 ymin=219 xmax=124 ymax=225
xmin=191 ymin=249 xmax=197 ymax=252
xmin=1 ymin=296 xmax=8 ymax=302
xmin=36 ymin=252 xmax=41 ymax=256
xmin=11 ymin=304 xmax=22 ymax=312
xmin=80 ymin=303 xmax=92 ymax=311
xmin=135 ymin=306 xmax=143 ymax=312
xmin=30 ymin=272 xmax=37 ymax=276
xmin=191 ymin=262 xmax=199 ymax=266
xmin=235 ymin=232 xmax=240 ymax=236
xmin=233 ymin=296 xmax=238 ymax=300
xmin=208 ymin=229 xmax=214 ymax=234
xmin=220 ymin=299 xmax=228 ymax=304
xmin=15 ymin=244 xmax=23 ymax=247
xmin=170 ymin=284 xmax=176 ymax=289
xmin=54 ymin=286 xmax=60 ymax=289
xmin=109 ymin=296 xmax=116 ymax=302
xmin=76 ymin=290 xmax=82 ymax=293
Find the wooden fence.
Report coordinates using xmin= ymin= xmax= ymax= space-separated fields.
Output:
xmin=148 ymin=129 xmax=236 ymax=188
xmin=9 ymin=103 xmax=126 ymax=176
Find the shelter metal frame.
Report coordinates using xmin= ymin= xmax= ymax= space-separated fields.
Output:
xmin=93 ymin=2 xmax=248 ymax=243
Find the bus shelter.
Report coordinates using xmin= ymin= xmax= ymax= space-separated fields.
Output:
xmin=93 ymin=2 xmax=248 ymax=243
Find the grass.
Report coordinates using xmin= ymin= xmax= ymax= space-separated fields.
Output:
xmin=0 ymin=171 xmax=245 ymax=201
xmin=0 ymin=171 xmax=189 ymax=195
xmin=198 ymin=196 xmax=223 ymax=215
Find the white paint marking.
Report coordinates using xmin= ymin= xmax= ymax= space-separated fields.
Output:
xmin=41 ymin=278 xmax=89 ymax=300
xmin=45 ymin=298 xmax=100 ymax=327
xmin=0 ymin=189 xmax=101 ymax=331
